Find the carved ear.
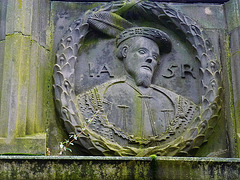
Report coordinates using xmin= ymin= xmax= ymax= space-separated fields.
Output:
xmin=122 ymin=45 xmax=128 ymax=58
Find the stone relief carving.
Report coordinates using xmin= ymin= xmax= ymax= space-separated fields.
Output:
xmin=54 ymin=0 xmax=221 ymax=156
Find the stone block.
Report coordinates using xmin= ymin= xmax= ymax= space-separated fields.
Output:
xmin=51 ymin=1 xmax=103 ymax=51
xmin=230 ymin=28 xmax=240 ymax=107
xmin=0 ymin=156 xmax=240 ymax=179
xmin=172 ymin=4 xmax=226 ymax=29
xmin=230 ymin=26 xmax=240 ymax=54
xmin=0 ymin=34 xmax=49 ymax=138
xmin=0 ymin=134 xmax=46 ymax=154
xmin=3 ymin=0 xmax=50 ymax=48
xmin=0 ymin=41 xmax=5 ymax=99
xmin=225 ymin=0 xmax=240 ymax=31
xmin=0 ymin=0 xmax=237 ymax=158
xmin=39 ymin=0 xmax=50 ymax=47
xmin=15 ymin=35 xmax=31 ymax=137
xmin=50 ymin=0 xmax=226 ymax=157
xmin=31 ymin=0 xmax=50 ymax=47
xmin=0 ymin=34 xmax=30 ymax=138
xmin=5 ymin=0 xmax=33 ymax=36
xmin=26 ymin=42 xmax=39 ymax=135
xmin=0 ymin=0 xmax=7 ymax=40
xmin=229 ymin=26 xmax=240 ymax=156
xmin=231 ymin=53 xmax=240 ymax=126
xmin=0 ymin=34 xmax=48 ymax=154
xmin=155 ymin=156 xmax=240 ymax=179
xmin=0 ymin=35 xmax=18 ymax=138
xmin=36 ymin=46 xmax=48 ymax=133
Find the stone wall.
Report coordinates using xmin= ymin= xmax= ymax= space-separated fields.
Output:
xmin=0 ymin=0 xmax=238 ymax=161
xmin=0 ymin=0 xmax=238 ymax=157
xmin=47 ymin=0 xmax=234 ymax=157
xmin=0 ymin=156 xmax=240 ymax=179
xmin=0 ymin=0 xmax=240 ymax=179
xmin=225 ymin=0 xmax=240 ymax=158
xmin=0 ymin=0 xmax=50 ymax=154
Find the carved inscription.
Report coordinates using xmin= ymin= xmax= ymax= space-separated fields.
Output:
xmin=181 ymin=64 xmax=196 ymax=79
xmin=89 ymin=63 xmax=114 ymax=78
xmin=163 ymin=64 xmax=196 ymax=79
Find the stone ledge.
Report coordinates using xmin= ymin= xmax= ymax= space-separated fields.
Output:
xmin=0 ymin=156 xmax=239 ymax=179
xmin=0 ymin=134 xmax=46 ymax=155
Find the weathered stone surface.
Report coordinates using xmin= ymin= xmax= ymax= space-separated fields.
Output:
xmin=173 ymin=4 xmax=226 ymax=29
xmin=0 ymin=0 xmax=51 ymax=154
xmin=0 ymin=34 xmax=22 ymax=138
xmin=231 ymin=52 xmax=240 ymax=109
xmin=0 ymin=41 xmax=5 ymax=104
xmin=154 ymin=156 xmax=240 ymax=179
xmin=4 ymin=0 xmax=50 ymax=47
xmin=0 ymin=0 xmax=7 ymax=40
xmin=227 ymin=0 xmax=240 ymax=157
xmin=0 ymin=156 xmax=239 ymax=179
xmin=51 ymin=0 xmax=229 ymax=3
xmin=51 ymin=1 xmax=103 ymax=51
xmin=230 ymin=26 xmax=240 ymax=54
xmin=5 ymin=0 xmax=32 ymax=35
xmin=0 ymin=34 xmax=49 ymax=139
xmin=52 ymin=0 xmax=224 ymax=157
xmin=0 ymin=134 xmax=46 ymax=155
xmin=230 ymin=50 xmax=240 ymax=157
xmin=218 ymin=28 xmax=237 ymax=158
xmin=225 ymin=0 xmax=240 ymax=31
xmin=0 ymin=0 xmax=238 ymax=160
xmin=48 ymin=1 xmax=106 ymax=156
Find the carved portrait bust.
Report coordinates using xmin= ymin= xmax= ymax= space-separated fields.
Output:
xmin=77 ymin=27 xmax=198 ymax=146
xmin=54 ymin=0 xmax=221 ymax=156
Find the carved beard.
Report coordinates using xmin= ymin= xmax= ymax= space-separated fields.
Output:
xmin=134 ymin=70 xmax=152 ymax=88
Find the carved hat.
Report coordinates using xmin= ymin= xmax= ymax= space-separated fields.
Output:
xmin=116 ymin=27 xmax=172 ymax=54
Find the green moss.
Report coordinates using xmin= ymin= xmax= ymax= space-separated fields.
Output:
xmin=150 ymin=154 xmax=157 ymax=161
xmin=0 ymin=33 xmax=47 ymax=154
xmin=225 ymin=34 xmax=239 ymax=157
xmin=134 ymin=91 xmax=143 ymax=138
xmin=17 ymin=0 xmax=22 ymax=9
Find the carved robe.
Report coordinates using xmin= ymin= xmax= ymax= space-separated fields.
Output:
xmin=77 ymin=76 xmax=198 ymax=145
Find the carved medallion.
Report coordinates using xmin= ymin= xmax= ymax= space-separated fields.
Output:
xmin=54 ymin=0 xmax=221 ymax=156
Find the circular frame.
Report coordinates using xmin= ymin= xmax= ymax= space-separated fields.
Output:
xmin=54 ymin=1 xmax=221 ymax=156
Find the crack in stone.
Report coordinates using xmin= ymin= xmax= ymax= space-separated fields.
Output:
xmin=5 ymin=31 xmax=50 ymax=52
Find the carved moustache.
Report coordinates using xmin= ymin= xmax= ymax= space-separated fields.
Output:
xmin=140 ymin=63 xmax=153 ymax=73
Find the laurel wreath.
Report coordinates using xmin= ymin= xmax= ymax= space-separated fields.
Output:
xmin=53 ymin=0 xmax=221 ymax=156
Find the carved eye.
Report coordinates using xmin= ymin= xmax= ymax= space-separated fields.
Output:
xmin=138 ymin=49 xmax=146 ymax=54
xmin=153 ymin=55 xmax=157 ymax=60
xmin=152 ymin=54 xmax=159 ymax=61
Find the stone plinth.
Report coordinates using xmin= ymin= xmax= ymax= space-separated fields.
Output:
xmin=0 ymin=156 xmax=240 ymax=179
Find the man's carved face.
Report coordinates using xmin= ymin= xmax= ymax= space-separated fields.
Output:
xmin=122 ymin=37 xmax=160 ymax=88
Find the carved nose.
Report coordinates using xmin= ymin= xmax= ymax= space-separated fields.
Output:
xmin=146 ymin=58 xmax=152 ymax=63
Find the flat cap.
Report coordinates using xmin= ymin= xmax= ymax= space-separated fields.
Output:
xmin=116 ymin=27 xmax=172 ymax=54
